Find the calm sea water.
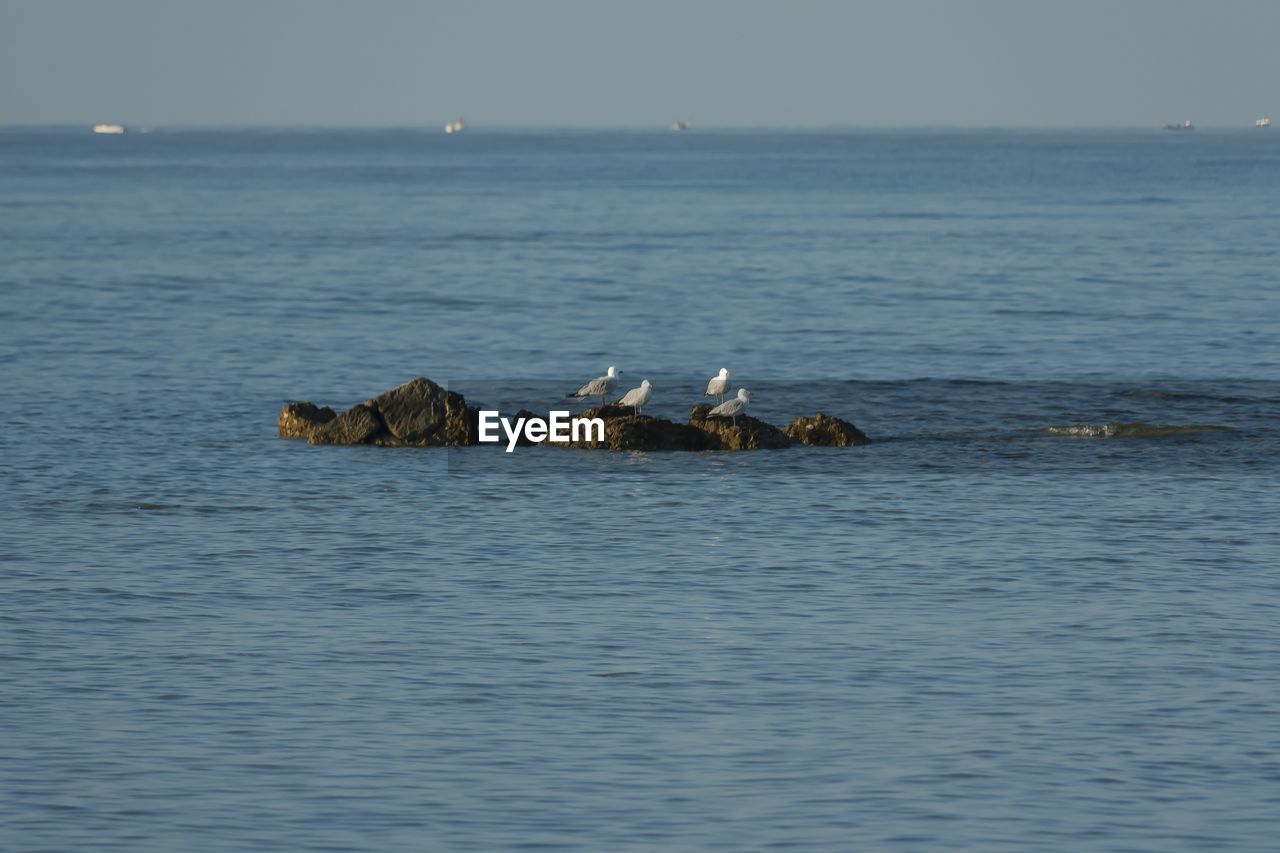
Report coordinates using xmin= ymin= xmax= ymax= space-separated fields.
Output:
xmin=2 ymin=128 xmax=1279 ymax=851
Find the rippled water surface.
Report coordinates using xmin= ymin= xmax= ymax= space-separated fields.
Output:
xmin=3 ymin=129 xmax=1279 ymax=851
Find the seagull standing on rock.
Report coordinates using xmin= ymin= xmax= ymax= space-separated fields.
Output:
xmin=568 ymin=365 xmax=620 ymax=407
xmin=708 ymin=388 xmax=751 ymax=427
xmin=614 ymin=379 xmax=653 ymax=417
xmin=703 ymin=368 xmax=730 ymax=403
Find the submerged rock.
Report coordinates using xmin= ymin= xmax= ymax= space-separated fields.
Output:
xmin=689 ymin=404 xmax=791 ymax=450
xmin=785 ymin=413 xmax=871 ymax=446
xmin=1044 ymin=422 xmax=1234 ymax=439
xmin=277 ymin=401 xmax=336 ymax=439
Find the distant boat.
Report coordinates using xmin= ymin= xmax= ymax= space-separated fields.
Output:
xmin=671 ymin=120 xmax=689 ymax=132
xmin=444 ymin=119 xmax=467 ymax=134
xmin=1256 ymin=117 xmax=1272 ymax=128
xmin=93 ymin=123 xmax=125 ymax=135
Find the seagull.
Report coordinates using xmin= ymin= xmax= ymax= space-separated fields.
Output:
xmin=614 ymin=379 xmax=653 ymax=417
xmin=568 ymin=365 xmax=621 ymax=407
xmin=708 ymin=388 xmax=751 ymax=427
xmin=703 ymin=367 xmax=731 ymax=403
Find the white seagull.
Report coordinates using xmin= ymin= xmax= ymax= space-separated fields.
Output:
xmin=708 ymin=388 xmax=751 ymax=427
xmin=615 ymin=379 xmax=653 ymax=416
xmin=568 ymin=365 xmax=621 ymax=407
xmin=703 ymin=367 xmax=731 ymax=403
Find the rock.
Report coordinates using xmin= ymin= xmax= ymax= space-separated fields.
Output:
xmin=308 ymin=403 xmax=383 ymax=446
xmin=280 ymin=377 xmax=475 ymax=448
xmin=784 ymin=413 xmax=871 ymax=446
xmin=689 ymin=404 xmax=791 ymax=450
xmin=503 ymin=410 xmax=545 ymax=449
xmin=576 ymin=404 xmax=634 ymax=420
xmin=563 ymin=407 xmax=714 ymax=451
xmin=278 ymin=401 xmax=336 ymax=439
xmin=366 ymin=377 xmax=478 ymax=446
xmin=281 ymin=377 xmax=871 ymax=452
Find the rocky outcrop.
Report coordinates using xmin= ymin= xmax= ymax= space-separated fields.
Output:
xmin=364 ymin=377 xmax=478 ymax=446
xmin=784 ymin=413 xmax=871 ymax=446
xmin=689 ymin=404 xmax=791 ymax=450
xmin=277 ymin=402 xmax=336 ymax=439
xmin=309 ymin=403 xmax=383 ymax=446
xmin=279 ymin=377 xmax=871 ymax=451
xmin=278 ymin=377 xmax=478 ymax=447
xmin=565 ymin=406 xmax=715 ymax=451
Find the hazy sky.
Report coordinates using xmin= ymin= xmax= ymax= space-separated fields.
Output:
xmin=3 ymin=0 xmax=1278 ymax=127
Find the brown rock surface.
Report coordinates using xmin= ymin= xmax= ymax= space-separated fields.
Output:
xmin=564 ymin=407 xmax=715 ymax=451
xmin=366 ymin=377 xmax=477 ymax=446
xmin=308 ymin=404 xmax=383 ymax=446
xmin=689 ymin=404 xmax=791 ymax=450
xmin=784 ymin=413 xmax=871 ymax=446
xmin=277 ymin=402 xmax=336 ymax=439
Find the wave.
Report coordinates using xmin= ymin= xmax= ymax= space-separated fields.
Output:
xmin=1044 ymin=422 xmax=1235 ymax=439
xmin=1115 ymin=389 xmax=1273 ymax=404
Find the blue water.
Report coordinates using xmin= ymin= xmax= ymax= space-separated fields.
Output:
xmin=3 ymin=128 xmax=1279 ymax=851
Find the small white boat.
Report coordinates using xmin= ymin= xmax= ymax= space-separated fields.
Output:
xmin=671 ymin=120 xmax=689 ymax=131
xmin=1256 ymin=117 xmax=1272 ymax=128
xmin=1162 ymin=120 xmax=1194 ymax=131
xmin=444 ymin=119 xmax=466 ymax=134
xmin=93 ymin=123 xmax=125 ymax=135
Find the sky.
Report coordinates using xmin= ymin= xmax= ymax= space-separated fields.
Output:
xmin=2 ymin=0 xmax=1279 ymax=127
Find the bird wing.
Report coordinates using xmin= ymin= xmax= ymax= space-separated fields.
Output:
xmin=704 ymin=377 xmax=727 ymax=396
xmin=615 ymin=387 xmax=642 ymax=406
xmin=571 ymin=376 xmax=610 ymax=397
xmin=708 ymin=398 xmax=741 ymax=417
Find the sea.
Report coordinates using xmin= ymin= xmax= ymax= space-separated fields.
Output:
xmin=2 ymin=127 xmax=1278 ymax=851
